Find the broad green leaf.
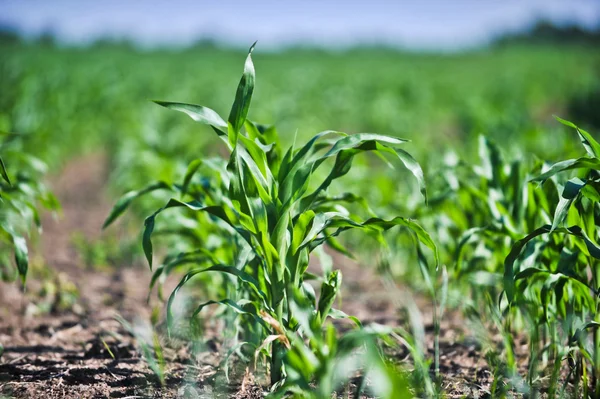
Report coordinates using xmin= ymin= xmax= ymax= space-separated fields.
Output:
xmin=292 ymin=210 xmax=315 ymax=254
xmin=237 ymin=145 xmax=272 ymax=204
xmin=323 ymin=133 xmax=408 ymax=159
xmin=581 ymin=183 xmax=600 ymax=202
xmin=227 ymin=42 xmax=256 ymax=146
xmin=555 ymin=116 xmax=600 ymax=158
xmin=551 ymin=177 xmax=585 ymax=232
xmin=531 ymin=157 xmax=600 ymax=183
xmin=395 ymin=148 xmax=427 ymax=202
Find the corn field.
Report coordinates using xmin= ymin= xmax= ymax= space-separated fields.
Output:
xmin=1 ymin=37 xmax=600 ymax=398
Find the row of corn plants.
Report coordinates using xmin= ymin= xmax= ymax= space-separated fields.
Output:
xmin=102 ymin=46 xmax=600 ymax=397
xmin=503 ymin=118 xmax=600 ymax=397
xmin=399 ymin=119 xmax=600 ymax=397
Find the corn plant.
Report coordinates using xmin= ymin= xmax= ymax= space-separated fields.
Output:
xmin=0 ymin=132 xmax=59 ymax=285
xmin=504 ymin=117 xmax=600 ymax=397
xmin=105 ymin=44 xmax=435 ymax=390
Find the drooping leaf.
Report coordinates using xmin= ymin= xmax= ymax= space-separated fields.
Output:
xmin=166 ymin=264 xmax=269 ymax=335
xmin=103 ymin=181 xmax=172 ymax=229
xmin=555 ymin=116 xmax=600 ymax=158
xmin=153 ymin=101 xmax=227 ymax=134
xmin=142 ymin=198 xmax=253 ymax=269
xmin=191 ymin=298 xmax=267 ymax=329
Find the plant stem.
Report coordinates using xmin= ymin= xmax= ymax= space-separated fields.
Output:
xmin=432 ymin=294 xmax=440 ymax=384
xmin=271 ymin=300 xmax=285 ymax=385
xmin=593 ymin=262 xmax=600 ymax=399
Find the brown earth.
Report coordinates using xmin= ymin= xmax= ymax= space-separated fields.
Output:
xmin=0 ymin=153 xmax=531 ymax=398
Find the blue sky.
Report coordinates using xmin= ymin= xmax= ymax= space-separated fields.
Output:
xmin=1 ymin=0 xmax=599 ymax=49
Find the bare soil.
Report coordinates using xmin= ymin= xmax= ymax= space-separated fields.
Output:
xmin=0 ymin=153 xmax=523 ymax=398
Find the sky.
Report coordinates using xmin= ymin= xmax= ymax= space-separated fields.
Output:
xmin=1 ymin=0 xmax=599 ymax=50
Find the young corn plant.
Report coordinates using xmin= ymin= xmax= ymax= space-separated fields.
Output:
xmin=504 ymin=117 xmax=600 ymax=397
xmin=105 ymin=44 xmax=435 ymax=389
xmin=0 ymin=132 xmax=59 ymax=285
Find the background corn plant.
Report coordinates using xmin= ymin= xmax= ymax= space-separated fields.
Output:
xmin=0 ymin=132 xmax=59 ymax=284
xmin=503 ymin=118 xmax=600 ymax=397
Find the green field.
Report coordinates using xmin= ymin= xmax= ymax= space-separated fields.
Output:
xmin=2 ymin=40 xmax=600 ymax=397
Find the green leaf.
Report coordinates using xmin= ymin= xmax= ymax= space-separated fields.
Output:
xmin=142 ymin=198 xmax=253 ymax=269
xmin=317 ymin=270 xmax=341 ymax=322
xmin=149 ymin=248 xmax=221 ymax=288
xmin=328 ymin=308 xmax=362 ymax=328
xmin=0 ymin=155 xmax=10 ymax=185
xmin=554 ymin=116 xmax=600 ymax=158
xmin=395 ymin=148 xmax=427 ymax=202
xmin=166 ymin=264 xmax=268 ymax=335
xmin=303 ymin=214 xmax=438 ymax=265
xmin=551 ymin=177 xmax=585 ymax=232
xmin=191 ymin=298 xmax=267 ymax=329
xmin=103 ymin=181 xmax=172 ymax=229
xmin=143 ymin=216 xmax=156 ymax=269
xmin=323 ymin=133 xmax=408 ymax=159
xmin=581 ymin=183 xmax=600 ymax=202
xmin=531 ymin=157 xmax=600 ymax=183
xmin=13 ymin=235 xmax=28 ymax=285
xmin=181 ymin=159 xmax=203 ymax=197
xmin=153 ymin=101 xmax=227 ymax=134
xmin=504 ymin=224 xmax=600 ymax=303
xmin=278 ymin=130 xmax=345 ymax=203
xmin=227 ymin=42 xmax=256 ymax=147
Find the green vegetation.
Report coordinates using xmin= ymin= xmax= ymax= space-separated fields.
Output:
xmin=0 ymin=132 xmax=58 ymax=284
xmin=2 ymin=37 xmax=600 ymax=397
xmin=105 ymin=45 xmax=433 ymax=396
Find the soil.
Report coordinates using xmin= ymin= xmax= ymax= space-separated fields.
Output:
xmin=0 ymin=153 xmax=530 ymax=398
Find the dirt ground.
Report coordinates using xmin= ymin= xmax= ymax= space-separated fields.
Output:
xmin=0 ymin=154 xmax=518 ymax=398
